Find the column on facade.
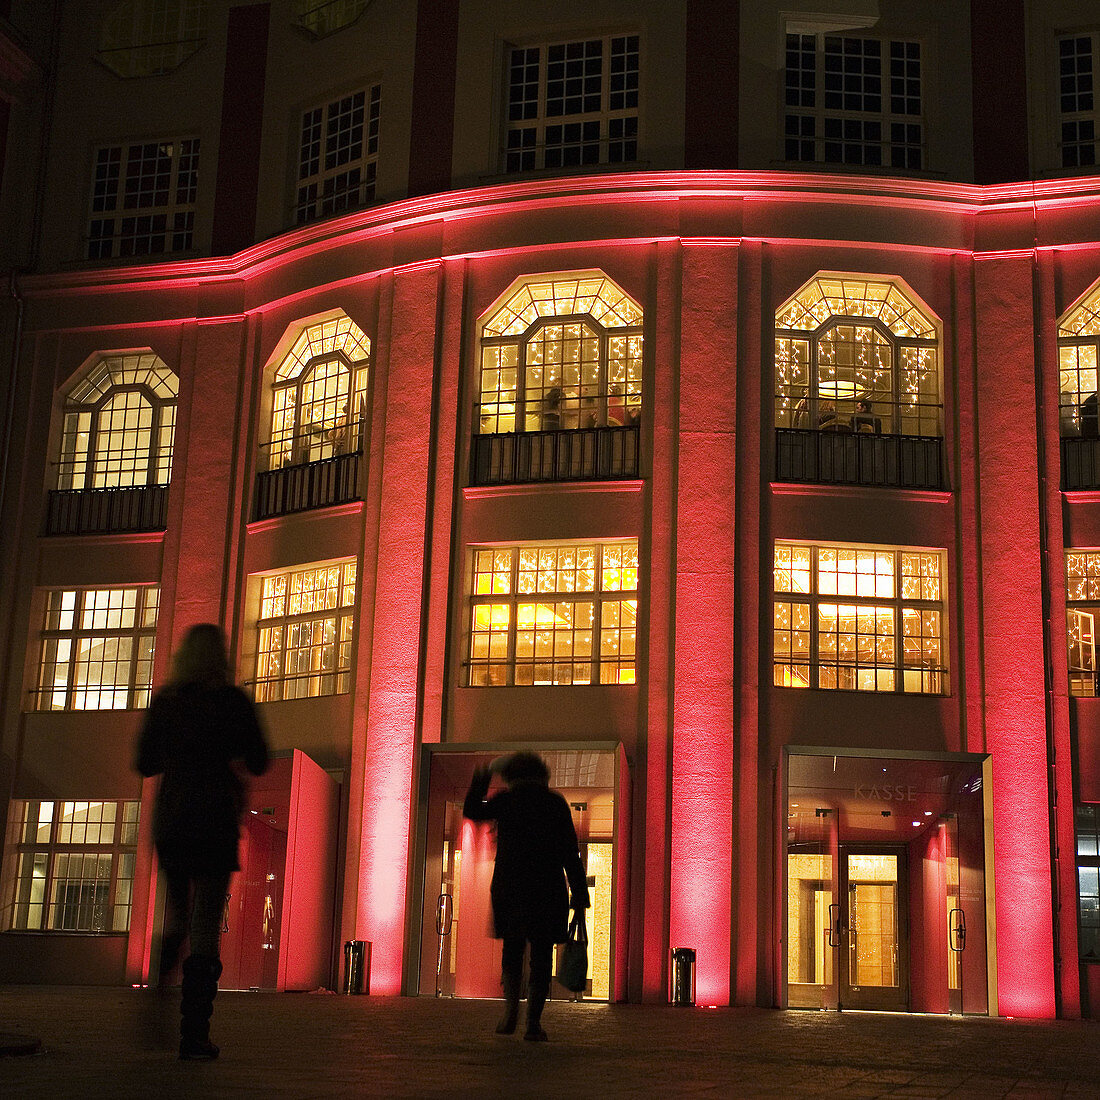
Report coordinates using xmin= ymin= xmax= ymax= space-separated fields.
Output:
xmin=972 ymin=255 xmax=1057 ymax=1016
xmin=669 ymin=242 xmax=738 ymax=1005
xmin=346 ymin=261 xmax=440 ymax=994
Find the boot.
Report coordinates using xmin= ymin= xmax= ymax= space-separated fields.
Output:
xmin=179 ymin=954 xmax=222 ymax=1061
xmin=524 ymin=978 xmax=549 ymax=1041
xmin=496 ymin=969 xmax=520 ymax=1034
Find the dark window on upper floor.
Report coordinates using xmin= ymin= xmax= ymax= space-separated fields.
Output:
xmin=1058 ymin=32 xmax=1099 ymax=169
xmin=87 ymin=138 xmax=199 ymax=260
xmin=295 ymin=87 xmax=381 ymax=226
xmin=503 ymin=34 xmax=639 ymax=173
xmin=784 ymin=32 xmax=923 ymax=170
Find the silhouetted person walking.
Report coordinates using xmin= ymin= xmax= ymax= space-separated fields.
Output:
xmin=463 ymin=751 xmax=589 ymax=1041
xmin=136 ymin=623 xmax=269 ymax=1061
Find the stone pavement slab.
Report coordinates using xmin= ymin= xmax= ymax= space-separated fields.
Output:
xmin=1 ymin=986 xmax=1099 ymax=1098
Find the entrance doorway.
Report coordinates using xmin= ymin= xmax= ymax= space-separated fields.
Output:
xmin=785 ymin=750 xmax=990 ymax=1014
xmin=414 ymin=745 xmax=629 ymax=1002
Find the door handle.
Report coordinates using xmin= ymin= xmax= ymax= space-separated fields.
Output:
xmin=436 ymin=892 xmax=453 ymax=937
xmin=949 ymin=907 xmax=966 ymax=952
xmin=827 ymin=902 xmax=842 ymax=947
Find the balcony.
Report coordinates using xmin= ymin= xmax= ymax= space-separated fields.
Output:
xmin=44 ymin=484 xmax=169 ymax=536
xmin=1061 ymin=436 xmax=1100 ymax=490
xmin=470 ymin=424 xmax=641 ymax=487
xmin=775 ymin=428 xmax=946 ymax=491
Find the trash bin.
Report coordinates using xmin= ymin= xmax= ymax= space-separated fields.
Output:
xmin=670 ymin=947 xmax=696 ymax=1006
xmin=342 ymin=940 xmax=371 ymax=995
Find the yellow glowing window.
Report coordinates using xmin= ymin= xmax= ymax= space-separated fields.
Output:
xmin=6 ymin=799 xmax=141 ymax=933
xmin=468 ymin=540 xmax=639 ymax=686
xmin=1060 ymin=280 xmax=1100 ymax=439
xmin=267 ymin=315 xmax=370 ymax=471
xmin=478 ymin=273 xmax=643 ymax=435
xmin=57 ymin=354 xmax=177 ymax=491
xmin=773 ymin=541 xmax=945 ymax=694
xmin=35 ymin=587 xmax=159 ymax=712
xmin=1067 ymin=549 xmax=1100 ymax=696
xmin=253 ymin=560 xmax=356 ymax=702
xmin=774 ymin=274 xmax=940 ymax=438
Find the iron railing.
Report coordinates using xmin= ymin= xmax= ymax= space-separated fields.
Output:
xmin=1061 ymin=436 xmax=1100 ymax=490
xmin=252 ymin=449 xmax=361 ymax=520
xmin=470 ymin=424 xmax=640 ymax=487
xmin=44 ymin=484 xmax=169 ymax=536
xmin=775 ymin=428 xmax=946 ymax=491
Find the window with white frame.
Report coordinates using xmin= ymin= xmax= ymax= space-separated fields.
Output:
xmin=4 ymin=800 xmax=140 ymax=933
xmin=295 ymin=86 xmax=381 ymax=225
xmin=97 ymin=0 xmax=208 ymax=79
xmin=266 ymin=315 xmax=370 ymax=470
xmin=295 ymin=0 xmax=368 ymax=38
xmin=34 ymin=587 xmax=159 ymax=711
xmin=503 ymin=34 xmax=639 ymax=172
xmin=87 ymin=138 xmax=199 ymax=259
xmin=1066 ymin=550 xmax=1100 ymax=696
xmin=57 ymin=352 xmax=177 ymax=490
xmin=773 ymin=542 xmax=946 ymax=694
xmin=252 ymin=561 xmax=356 ymax=702
xmin=467 ymin=540 xmax=638 ymax=687
xmin=1059 ymin=282 xmax=1100 ymax=437
xmin=477 ymin=273 xmax=643 ymax=434
xmin=1058 ymin=32 xmax=1099 ymax=169
xmin=784 ymin=30 xmax=924 ymax=169
xmin=774 ymin=274 xmax=941 ymax=437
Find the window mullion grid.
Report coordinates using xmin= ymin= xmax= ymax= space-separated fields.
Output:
xmin=508 ymin=549 xmax=520 ymax=685
xmin=537 ymin=47 xmax=549 ymax=169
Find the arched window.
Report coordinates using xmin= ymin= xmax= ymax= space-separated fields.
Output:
xmin=98 ymin=0 xmax=208 ymax=79
xmin=295 ymin=0 xmax=367 ymax=38
xmin=57 ymin=353 xmax=177 ymax=490
xmin=268 ymin=315 xmax=370 ymax=469
xmin=477 ymin=273 xmax=643 ymax=434
xmin=774 ymin=275 xmax=941 ymax=437
xmin=1058 ymin=281 xmax=1100 ymax=438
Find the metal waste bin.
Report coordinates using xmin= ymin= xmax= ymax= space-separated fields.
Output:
xmin=342 ymin=940 xmax=371 ymax=995
xmin=670 ymin=947 xmax=696 ymax=1006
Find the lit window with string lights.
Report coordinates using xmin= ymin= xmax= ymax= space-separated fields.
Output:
xmin=477 ymin=273 xmax=643 ymax=436
xmin=1066 ymin=550 xmax=1100 ymax=696
xmin=774 ymin=542 xmax=946 ymax=693
xmin=774 ymin=274 xmax=941 ymax=438
xmin=467 ymin=540 xmax=638 ymax=686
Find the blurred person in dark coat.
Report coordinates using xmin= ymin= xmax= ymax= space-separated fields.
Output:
xmin=136 ymin=623 xmax=269 ymax=1061
xmin=463 ymin=751 xmax=590 ymax=1041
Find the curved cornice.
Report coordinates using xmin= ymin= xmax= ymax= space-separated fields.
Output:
xmin=17 ymin=169 xmax=1100 ymax=297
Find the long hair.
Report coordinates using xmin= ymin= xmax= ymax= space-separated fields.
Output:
xmin=498 ymin=751 xmax=550 ymax=786
xmin=170 ymin=623 xmax=231 ymax=686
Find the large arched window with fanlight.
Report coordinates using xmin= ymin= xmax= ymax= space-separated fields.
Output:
xmin=254 ymin=314 xmax=371 ymax=519
xmin=774 ymin=274 xmax=944 ymax=490
xmin=472 ymin=272 xmax=643 ymax=485
xmin=46 ymin=352 xmax=178 ymax=536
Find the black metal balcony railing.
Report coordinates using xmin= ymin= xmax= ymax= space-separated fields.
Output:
xmin=252 ymin=449 xmax=361 ymax=521
xmin=1060 ymin=436 xmax=1100 ymax=490
xmin=44 ymin=484 xmax=169 ymax=536
xmin=470 ymin=424 xmax=641 ymax=487
xmin=775 ymin=428 xmax=946 ymax=491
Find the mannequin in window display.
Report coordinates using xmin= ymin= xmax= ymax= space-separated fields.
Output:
xmin=136 ymin=623 xmax=270 ymax=1061
xmin=463 ymin=752 xmax=590 ymax=1041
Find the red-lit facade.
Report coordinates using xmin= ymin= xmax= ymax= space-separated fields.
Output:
xmin=0 ymin=2 xmax=1098 ymax=1020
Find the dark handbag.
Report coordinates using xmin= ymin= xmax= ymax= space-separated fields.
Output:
xmin=556 ymin=912 xmax=589 ymax=993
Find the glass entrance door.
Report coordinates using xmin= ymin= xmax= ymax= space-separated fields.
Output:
xmin=416 ymin=747 xmax=624 ymax=1001
xmin=786 ymin=751 xmax=989 ymax=1014
xmin=840 ymin=850 xmax=908 ymax=1011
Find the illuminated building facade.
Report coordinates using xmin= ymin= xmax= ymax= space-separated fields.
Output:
xmin=0 ymin=0 xmax=1098 ymax=1018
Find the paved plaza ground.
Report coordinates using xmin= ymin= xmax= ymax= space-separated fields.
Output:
xmin=2 ymin=985 xmax=1100 ymax=1098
